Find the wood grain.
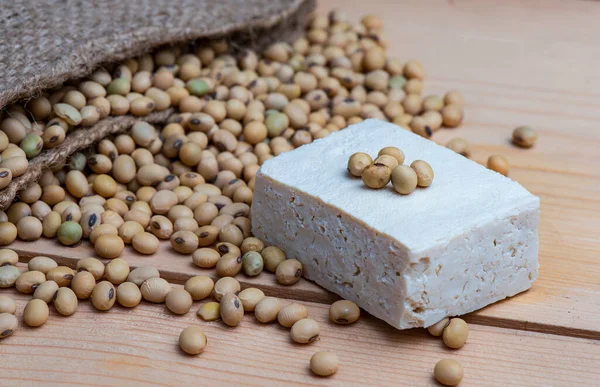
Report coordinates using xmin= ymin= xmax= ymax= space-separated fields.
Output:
xmin=2 ymin=2 xmax=600 ymax=385
xmin=6 ymin=0 xmax=600 ymax=341
xmin=2 ymin=288 xmax=600 ymax=387
xmin=9 ymin=239 xmax=338 ymax=304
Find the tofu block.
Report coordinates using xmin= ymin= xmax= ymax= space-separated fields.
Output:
xmin=251 ymin=119 xmax=539 ymax=330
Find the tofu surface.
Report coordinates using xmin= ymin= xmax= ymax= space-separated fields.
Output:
xmin=251 ymin=119 xmax=539 ymax=329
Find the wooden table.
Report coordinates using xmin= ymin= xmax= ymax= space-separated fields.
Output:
xmin=2 ymin=0 xmax=600 ymax=385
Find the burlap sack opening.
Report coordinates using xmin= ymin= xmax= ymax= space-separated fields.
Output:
xmin=0 ymin=0 xmax=316 ymax=209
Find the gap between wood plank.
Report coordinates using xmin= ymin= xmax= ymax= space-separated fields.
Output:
xmin=12 ymin=246 xmax=599 ymax=342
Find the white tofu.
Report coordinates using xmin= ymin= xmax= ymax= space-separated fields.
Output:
xmin=251 ymin=119 xmax=539 ymax=329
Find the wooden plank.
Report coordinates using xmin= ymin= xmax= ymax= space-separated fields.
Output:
xmin=9 ymin=239 xmax=338 ymax=304
xmin=2 ymin=288 xmax=599 ymax=386
xmin=4 ymin=0 xmax=600 ymax=342
xmin=314 ymin=0 xmax=600 ymax=338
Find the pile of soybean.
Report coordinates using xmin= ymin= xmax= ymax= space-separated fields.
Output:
xmin=0 ymin=9 xmax=466 ymax=200
xmin=0 ymin=10 xmax=476 ymax=384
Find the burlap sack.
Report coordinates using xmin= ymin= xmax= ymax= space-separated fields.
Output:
xmin=0 ymin=0 xmax=315 ymax=109
xmin=0 ymin=0 xmax=315 ymax=209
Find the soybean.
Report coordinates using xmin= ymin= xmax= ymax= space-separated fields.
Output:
xmin=427 ymin=317 xmax=450 ymax=337
xmin=45 ymin=266 xmax=74 ymax=288
xmin=434 ymin=359 xmax=463 ymax=386
xmin=391 ymin=165 xmax=418 ymax=195
xmin=213 ymin=277 xmax=240 ymax=301
xmin=262 ymin=246 xmax=286 ymax=272
xmin=53 ymin=287 xmax=78 ymax=316
xmin=27 ymin=256 xmax=57 ymax=274
xmin=184 ymin=275 xmax=214 ymax=300
xmin=362 ymin=163 xmax=391 ymax=189
xmin=91 ymin=281 xmax=116 ymax=311
xmin=192 ymin=248 xmax=221 ymax=268
xmin=255 ymin=296 xmax=283 ymax=323
xmin=215 ymin=252 xmax=242 ymax=277
xmin=127 ymin=266 xmax=160 ymax=286
xmin=0 ymin=313 xmax=18 ymax=339
xmin=275 ymin=259 xmax=303 ymax=285
xmin=410 ymin=160 xmax=434 ymax=188
xmin=347 ymin=152 xmax=373 ymax=177
xmin=290 ymin=318 xmax=320 ymax=343
xmin=329 ymin=300 xmax=361 ymax=324
xmin=179 ymin=326 xmax=207 ymax=355
xmin=512 ymin=126 xmax=537 ymax=148
xmin=0 ymin=295 xmax=16 ymax=314
xmin=76 ymin=257 xmax=105 ymax=281
xmin=310 ymin=351 xmax=339 ymax=377
xmin=278 ymin=303 xmax=308 ymax=328
xmin=105 ymin=258 xmax=130 ymax=285
xmin=95 ymin=234 xmax=125 ymax=258
xmin=0 ymin=263 xmax=21 ymax=289
xmin=15 ymin=270 xmax=46 ymax=293
xmin=220 ymin=293 xmax=244 ymax=327
xmin=443 ymin=318 xmax=469 ymax=349
xmin=116 ymin=282 xmax=142 ymax=307
xmin=141 ymin=277 xmax=171 ymax=303
xmin=242 ymin=251 xmax=264 ymax=276
xmin=238 ymin=287 xmax=265 ymax=312
xmin=487 ymin=155 xmax=509 ymax=176
xmin=33 ymin=280 xmax=59 ymax=303
xmin=71 ymin=271 xmax=96 ymax=299
xmin=23 ymin=299 xmax=49 ymax=327
xmin=0 ymin=249 xmax=18 ymax=266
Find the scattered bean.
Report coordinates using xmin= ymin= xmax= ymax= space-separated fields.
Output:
xmin=446 ymin=138 xmax=469 ymax=157
xmin=443 ymin=318 xmax=469 ymax=349
xmin=290 ymin=318 xmax=320 ymax=343
xmin=310 ymin=351 xmax=339 ymax=377
xmin=512 ymin=126 xmax=537 ymax=148
xmin=434 ymin=359 xmax=463 ymax=386
xmin=23 ymin=299 xmax=49 ymax=327
xmin=329 ymin=300 xmax=361 ymax=324
xmin=487 ymin=155 xmax=509 ymax=176
xmin=179 ymin=326 xmax=207 ymax=355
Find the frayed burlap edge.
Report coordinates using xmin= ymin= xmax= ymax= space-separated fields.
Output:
xmin=0 ymin=109 xmax=173 ymax=210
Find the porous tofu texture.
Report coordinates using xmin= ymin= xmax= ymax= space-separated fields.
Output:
xmin=252 ymin=119 xmax=539 ymax=329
